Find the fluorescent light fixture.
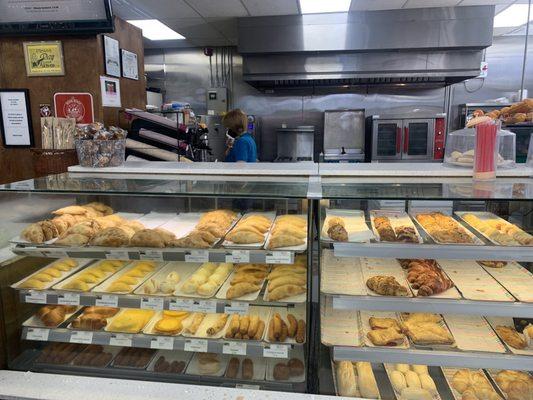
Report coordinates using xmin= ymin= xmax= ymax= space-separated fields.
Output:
xmin=127 ymin=19 xmax=185 ymax=40
xmin=299 ymin=0 xmax=351 ymax=14
xmin=494 ymin=5 xmax=533 ymax=28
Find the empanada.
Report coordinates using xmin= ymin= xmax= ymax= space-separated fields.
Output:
xmin=52 ymin=205 xmax=89 ymax=215
xmin=121 ymin=220 xmax=145 ymax=232
xmin=50 ymin=218 xmax=69 ymax=235
xmin=55 ymin=233 xmax=90 ymax=246
xmin=62 ymin=221 xmax=101 ymax=238
xmin=83 ymin=202 xmax=113 ymax=215
xmin=189 ymin=229 xmax=216 ymax=245
xmin=90 ymin=227 xmax=131 ymax=247
xmin=227 ymin=230 xmax=264 ymax=244
xmin=367 ymin=327 xmax=405 ymax=346
xmin=21 ymin=223 xmax=45 ymax=243
xmin=267 ymin=234 xmax=305 ymax=249
xmin=369 ymin=317 xmax=400 ymax=331
xmin=227 ymin=282 xmax=261 ymax=299
xmin=268 ymin=284 xmax=306 ymax=301
xmin=130 ymin=229 xmax=165 ymax=248
xmin=39 ymin=221 xmax=59 ymax=241
xmin=153 ymin=228 xmax=177 ymax=244
xmin=268 ymin=275 xmax=306 ymax=291
xmin=270 ymin=226 xmax=307 ymax=239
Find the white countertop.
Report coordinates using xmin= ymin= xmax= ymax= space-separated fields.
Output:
xmin=0 ymin=371 xmax=349 ymax=400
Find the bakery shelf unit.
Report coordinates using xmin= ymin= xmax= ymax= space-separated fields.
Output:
xmin=0 ymin=172 xmax=313 ymax=393
xmin=318 ymin=176 xmax=533 ymax=397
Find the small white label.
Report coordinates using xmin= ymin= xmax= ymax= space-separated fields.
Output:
xmin=224 ymin=302 xmax=249 ymax=315
xmin=169 ymin=298 xmax=195 ymax=312
xmin=265 ymin=251 xmax=292 ymax=264
xmin=263 ymin=344 xmax=289 ymax=359
xmin=207 ymin=109 xmax=215 ymax=116
xmin=95 ymin=294 xmax=119 ymax=307
xmin=58 ymin=292 xmax=80 ymax=306
xmin=223 ymin=341 xmax=247 ymax=355
xmin=141 ymin=297 xmax=164 ymax=310
xmin=70 ymin=331 xmax=94 ymax=344
xmin=185 ymin=250 xmax=209 ymax=263
xmin=26 ymin=328 xmax=49 ymax=341
xmin=106 ymin=250 xmax=130 ymax=260
xmin=236 ymin=384 xmax=260 ymax=390
xmin=150 ymin=336 xmax=174 ymax=350
xmin=42 ymin=249 xmax=69 ymax=258
xmin=184 ymin=338 xmax=208 ymax=353
xmin=140 ymin=250 xmax=164 ymax=261
xmin=25 ymin=291 xmax=47 ymax=304
xmin=194 ymin=299 xmax=217 ymax=313
xmin=109 ymin=334 xmax=133 ymax=347
xmin=226 ymin=250 xmax=250 ymax=263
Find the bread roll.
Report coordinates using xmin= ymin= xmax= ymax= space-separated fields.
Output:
xmin=390 ymin=370 xmax=407 ymax=393
xmin=411 ymin=365 xmax=428 ymax=375
xmin=399 ymin=387 xmax=432 ymax=400
xmin=405 ymin=370 xmax=422 ymax=388
xmin=395 ymin=364 xmax=410 ymax=373
xmin=419 ymin=374 xmax=437 ymax=394
xmin=356 ymin=362 xmax=379 ymax=399
xmin=336 ymin=361 xmax=357 ymax=397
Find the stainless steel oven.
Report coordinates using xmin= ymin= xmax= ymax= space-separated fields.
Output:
xmin=365 ymin=113 xmax=446 ymax=162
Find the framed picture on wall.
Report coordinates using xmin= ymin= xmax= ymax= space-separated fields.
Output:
xmin=103 ymin=35 xmax=120 ymax=77
xmin=0 ymin=89 xmax=34 ymax=148
xmin=23 ymin=41 xmax=65 ymax=77
xmin=121 ymin=49 xmax=138 ymax=80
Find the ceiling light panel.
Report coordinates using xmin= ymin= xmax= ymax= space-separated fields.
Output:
xmin=299 ymin=0 xmax=352 ymax=14
xmin=127 ymin=19 xmax=185 ymax=40
xmin=493 ymin=4 xmax=533 ymax=27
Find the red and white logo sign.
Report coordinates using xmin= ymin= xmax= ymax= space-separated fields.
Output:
xmin=54 ymin=93 xmax=94 ymax=124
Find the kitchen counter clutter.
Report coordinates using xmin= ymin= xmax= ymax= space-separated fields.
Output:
xmin=0 ymin=171 xmax=531 ymax=398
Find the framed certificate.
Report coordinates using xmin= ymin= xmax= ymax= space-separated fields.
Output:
xmin=23 ymin=41 xmax=65 ymax=77
xmin=0 ymin=89 xmax=34 ymax=147
xmin=103 ymin=35 xmax=120 ymax=77
xmin=121 ymin=49 xmax=139 ymax=80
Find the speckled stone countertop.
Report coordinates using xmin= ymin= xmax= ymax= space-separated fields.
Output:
xmin=0 ymin=371 xmax=351 ymax=400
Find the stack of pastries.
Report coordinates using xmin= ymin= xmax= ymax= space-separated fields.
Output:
xmin=366 ymin=316 xmax=405 ymax=346
xmin=226 ymin=264 xmax=269 ymax=299
xmin=36 ymin=305 xmax=78 ymax=327
xmin=400 ymin=313 xmax=454 ymax=345
xmin=106 ymin=309 xmax=155 ymax=333
xmin=267 ymin=312 xmax=305 ymax=343
xmin=60 ymin=260 xmax=126 ymax=291
xmin=172 ymin=210 xmax=237 ymax=248
xmin=266 ymin=256 xmax=307 ymax=301
xmin=225 ymin=214 xmax=272 ymax=244
xmin=451 ymin=369 xmax=501 ymax=400
xmin=463 ymin=213 xmax=533 ymax=246
xmin=104 ymin=261 xmax=157 ymax=293
xmin=335 ymin=361 xmax=380 ymax=398
xmin=70 ymin=306 xmax=119 ymax=330
xmin=389 ymin=364 xmax=437 ymax=400
xmin=374 ymin=216 xmax=418 ymax=243
xmin=494 ymin=370 xmax=532 ymax=400
xmin=18 ymin=258 xmax=79 ymax=289
xmin=399 ymin=259 xmax=454 ymax=296
xmin=415 ymin=212 xmax=474 ymax=244
xmin=267 ymin=215 xmax=307 ymax=249
xmin=224 ymin=314 xmax=266 ymax=340
xmin=180 ymin=262 xmax=233 ymax=296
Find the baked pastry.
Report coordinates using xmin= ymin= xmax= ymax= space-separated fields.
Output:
xmin=366 ymin=275 xmax=409 ymax=296
xmin=184 ymin=312 xmax=206 ymax=335
xmin=106 ymin=309 xmax=155 ymax=333
xmin=356 ymin=362 xmax=379 ymax=399
xmin=55 ymin=233 xmax=90 ymax=246
xmin=53 ymin=205 xmax=89 ymax=216
xmin=130 ymin=229 xmax=166 ymax=248
xmin=327 ymin=223 xmax=348 ymax=242
xmin=401 ymin=319 xmax=454 ymax=345
xmin=268 ymin=284 xmax=306 ymax=301
xmin=242 ymin=358 xmax=254 ymax=380
xmin=416 ymin=212 xmax=474 ymax=244
xmin=374 ymin=216 xmax=396 ymax=241
xmin=197 ymin=353 xmax=220 ymax=375
xmin=367 ymin=327 xmax=404 ymax=346
xmin=399 ymin=259 xmax=454 ymax=296
xmin=226 ymin=282 xmax=261 ymax=299
xmin=90 ymin=227 xmax=132 ymax=247
xmin=390 ymin=370 xmax=407 ymax=393
xmin=267 ymin=215 xmax=307 ymax=249
xmin=336 ymin=361 xmax=357 ymax=396
xmin=495 ymin=326 xmax=527 ymax=349
xmin=395 ymin=226 xmax=418 ymax=243
xmin=288 ymin=358 xmax=304 ymax=377
xmin=226 ymin=357 xmax=239 ymax=378
xmin=273 ymin=363 xmax=290 ymax=381
xmin=206 ymin=313 xmax=229 ymax=336
xmin=37 ymin=305 xmax=67 ymax=327
xmin=114 ymin=348 xmax=155 ymax=368
xmin=399 ymin=388 xmax=432 ymax=400
xmin=452 ymin=369 xmax=500 ymax=400
xmin=478 ymin=260 xmax=507 ymax=268
xmin=72 ymin=345 xmax=114 ymax=367
xmin=369 ymin=317 xmax=400 ymax=331
xmin=154 ymin=318 xmax=182 ymax=335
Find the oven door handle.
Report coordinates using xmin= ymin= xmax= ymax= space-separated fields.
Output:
xmin=403 ymin=126 xmax=409 ymax=154
xmin=396 ymin=127 xmax=401 ymax=154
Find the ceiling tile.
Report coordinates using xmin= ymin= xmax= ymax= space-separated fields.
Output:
xmin=458 ymin=0 xmax=515 ymax=4
xmin=184 ymin=0 xmax=249 ymax=17
xmin=241 ymin=0 xmax=299 ymax=16
xmin=125 ymin=0 xmax=200 ymax=18
xmin=162 ymin=18 xmax=223 ymax=37
xmin=403 ymin=0 xmax=460 ymax=8
xmin=205 ymin=17 xmax=238 ymax=38
xmin=112 ymin=0 xmax=151 ymax=19
xmin=350 ymin=0 xmax=407 ymax=11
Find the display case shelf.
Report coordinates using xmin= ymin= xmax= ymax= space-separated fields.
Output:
xmin=333 ymin=242 xmax=533 ymax=262
xmin=11 ymin=246 xmax=298 ymax=264
xmin=18 ymin=289 xmax=302 ymax=312
xmin=329 ymin=294 xmax=533 ymax=318
xmin=331 ymin=346 xmax=532 ymax=371
xmin=22 ymin=327 xmax=301 ymax=359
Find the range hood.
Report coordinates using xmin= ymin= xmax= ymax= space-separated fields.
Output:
xmin=238 ymin=6 xmax=494 ymax=90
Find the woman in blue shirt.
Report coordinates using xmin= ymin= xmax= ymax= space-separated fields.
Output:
xmin=222 ymin=109 xmax=258 ymax=162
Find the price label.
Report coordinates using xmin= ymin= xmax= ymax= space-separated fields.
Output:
xmin=58 ymin=292 xmax=80 ymax=306
xmin=42 ymin=249 xmax=69 ymax=258
xmin=224 ymin=302 xmax=249 ymax=315
xmin=223 ymin=341 xmax=247 ymax=355
xmin=140 ymin=250 xmax=164 ymax=261
xmin=109 ymin=334 xmax=133 ymax=347
xmin=263 ymin=344 xmax=289 ymax=359
xmin=265 ymin=251 xmax=292 ymax=264
xmin=225 ymin=250 xmax=250 ymax=263
xmin=236 ymin=384 xmax=260 ymax=390
xmin=185 ymin=250 xmax=209 ymax=263
xmin=106 ymin=250 xmax=130 ymax=260
xmin=26 ymin=328 xmax=49 ymax=341
xmin=95 ymin=294 xmax=119 ymax=307
xmin=150 ymin=336 xmax=174 ymax=350
xmin=141 ymin=297 xmax=164 ymax=310
xmin=25 ymin=291 xmax=47 ymax=304
xmin=169 ymin=298 xmax=195 ymax=312
xmin=194 ymin=300 xmax=217 ymax=313
xmin=70 ymin=331 xmax=93 ymax=344
xmin=184 ymin=339 xmax=208 ymax=353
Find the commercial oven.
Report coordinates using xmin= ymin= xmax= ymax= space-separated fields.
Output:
xmin=365 ymin=113 xmax=446 ymax=162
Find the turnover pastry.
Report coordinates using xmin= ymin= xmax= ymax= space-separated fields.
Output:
xmin=369 ymin=317 xmax=400 ymax=331
xmin=90 ymin=227 xmax=132 ymax=247
xmin=401 ymin=313 xmax=454 ymax=345
xmin=21 ymin=220 xmax=59 ymax=243
xmin=366 ymin=275 xmax=409 ymax=297
xmin=494 ymin=370 xmax=532 ymax=400
xmin=53 ymin=205 xmax=90 ymax=216
xmin=267 ymin=215 xmax=307 ymax=249
xmin=130 ymin=229 xmax=167 ymax=248
xmin=367 ymin=327 xmax=404 ymax=346
xmin=495 ymin=326 xmax=527 ymax=349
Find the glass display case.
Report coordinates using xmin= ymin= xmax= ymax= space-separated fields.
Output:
xmin=0 ymin=171 xmax=532 ymax=399
xmin=0 ymin=173 xmax=314 ymax=393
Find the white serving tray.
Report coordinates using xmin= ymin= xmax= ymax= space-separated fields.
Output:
xmin=321 ymin=298 xmax=362 ymax=347
xmin=330 ymin=359 xmax=381 ymax=398
xmin=23 ymin=306 xmax=81 ymax=329
xmin=399 ymin=313 xmax=456 ymax=350
xmin=222 ymin=306 xmax=271 ymax=342
xmin=53 ymin=260 xmax=130 ymax=292
xmin=383 ymin=363 xmax=441 ymax=400
xmin=320 ymin=250 xmax=366 ymax=296
xmin=485 ymin=317 xmax=533 ymax=356
xmin=224 ymin=355 xmax=267 ymax=381
xmin=479 ymin=261 xmax=533 ymax=302
xmin=265 ymin=346 xmax=306 ymax=383
xmin=441 ymin=367 xmax=503 ymax=400
xmin=443 ymin=314 xmax=507 ymax=353
xmin=142 ymin=311 xmax=190 ymax=336
xmin=173 ymin=263 xmax=233 ymax=299
xmin=146 ymin=350 xmax=192 ymax=374
xmin=92 ymin=261 xmax=165 ymax=295
xmin=70 ymin=345 xmax=121 ymax=368
xmin=215 ymin=269 xmax=267 ymax=301
xmin=12 ymin=258 xmax=92 ymax=290
xmin=104 ymin=309 xmax=157 ymax=334
xmin=181 ymin=312 xmax=231 ymax=339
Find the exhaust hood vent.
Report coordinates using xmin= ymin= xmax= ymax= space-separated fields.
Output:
xmin=238 ymin=6 xmax=494 ymax=90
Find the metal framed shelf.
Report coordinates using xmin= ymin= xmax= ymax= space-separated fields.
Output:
xmin=333 ymin=242 xmax=533 ymax=262
xmin=329 ymin=294 xmax=533 ymax=318
xmin=18 ymin=289 xmax=301 ymax=313
xmin=331 ymin=346 xmax=532 ymax=371
xmin=11 ymin=245 xmax=298 ymax=264
xmin=22 ymin=327 xmax=302 ymax=359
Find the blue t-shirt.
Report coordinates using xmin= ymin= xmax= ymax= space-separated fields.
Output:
xmin=226 ymin=132 xmax=257 ymax=162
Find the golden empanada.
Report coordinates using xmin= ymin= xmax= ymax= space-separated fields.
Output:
xmin=267 ymin=234 xmax=305 ymax=249
xmin=55 ymin=233 xmax=90 ymax=246
xmin=227 ymin=230 xmax=264 ymax=244
xmin=130 ymin=229 xmax=166 ymax=248
xmin=52 ymin=205 xmax=89 ymax=216
xmin=83 ymin=202 xmax=113 ymax=215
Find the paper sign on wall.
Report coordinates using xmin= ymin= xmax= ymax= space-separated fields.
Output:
xmin=100 ymin=76 xmax=121 ymax=108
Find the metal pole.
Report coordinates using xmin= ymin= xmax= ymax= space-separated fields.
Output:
xmin=519 ymin=0 xmax=531 ymax=100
